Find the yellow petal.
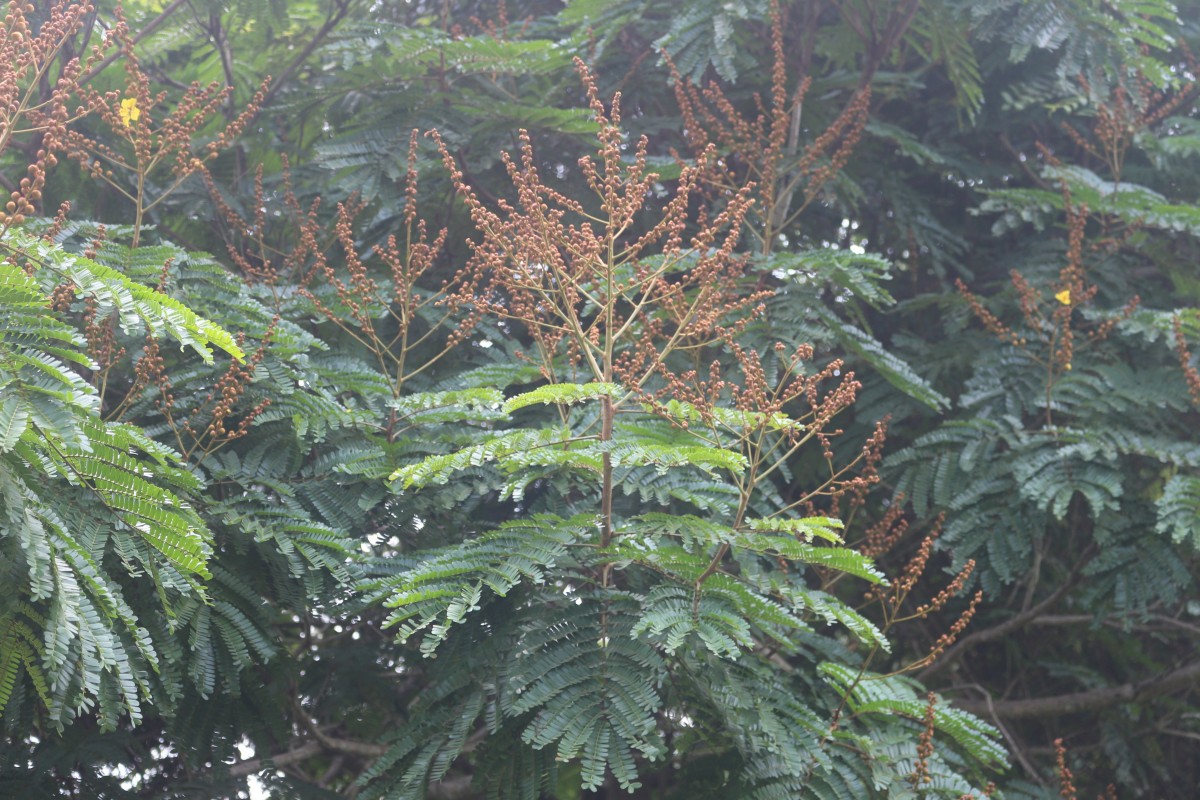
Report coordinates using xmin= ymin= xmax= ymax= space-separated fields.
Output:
xmin=1055 ymin=289 xmax=1071 ymax=306
xmin=119 ymin=97 xmax=140 ymax=127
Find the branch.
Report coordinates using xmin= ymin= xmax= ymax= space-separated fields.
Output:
xmin=427 ymin=776 xmax=476 ymax=800
xmin=918 ymin=549 xmax=1093 ymax=682
xmin=258 ymin=0 xmax=355 ymax=110
xmin=207 ymin=10 xmax=238 ymax=117
xmin=952 ymin=659 xmax=1200 ymax=720
xmin=309 ymin=729 xmax=390 ymax=759
xmin=225 ymin=737 xmax=475 ymax=798
xmin=227 ymin=733 xmax=386 ymax=779
xmin=291 ymin=697 xmax=391 ymax=759
xmin=228 ymin=741 xmax=322 ymax=778
xmin=79 ymin=0 xmax=190 ymax=84
xmin=917 ymin=581 xmax=1069 ymax=681
xmin=1030 ymin=612 xmax=1200 ymax=638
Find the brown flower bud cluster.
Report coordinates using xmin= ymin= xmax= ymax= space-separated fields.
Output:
xmin=1174 ymin=316 xmax=1200 ymax=408
xmin=132 ymin=336 xmax=172 ymax=416
xmin=44 ymin=200 xmax=72 ymax=241
xmin=204 ymin=164 xmax=295 ymax=287
xmin=960 ymin=68 xmax=1191 ymax=423
xmin=120 ymin=320 xmax=274 ymax=460
xmin=1055 ymin=738 xmax=1078 ymax=800
xmin=955 ymin=276 xmax=1023 ymax=349
xmin=82 ymin=296 xmax=125 ymax=371
xmin=794 ymin=86 xmax=871 ymax=198
xmin=465 ymin=0 xmax=532 ymax=43
xmin=669 ymin=0 xmax=871 ymax=249
xmin=838 ymin=415 xmax=889 ymax=515
xmin=56 ymin=6 xmax=268 ymax=246
xmin=958 ymin=164 xmax=1138 ymax=414
xmin=0 ymin=0 xmax=99 ymax=228
xmin=915 ymin=558 xmax=976 ymax=619
xmin=909 ymin=692 xmax=937 ymax=788
xmin=436 ymin=59 xmax=763 ymax=394
xmin=1050 ymin=195 xmax=1097 ymax=371
xmin=892 ymin=517 xmax=943 ymax=601
xmin=858 ymin=509 xmax=986 ymax=677
xmin=77 ymin=224 xmax=105 ymax=262
xmin=1063 ymin=73 xmax=1198 ymax=183
xmin=197 ymin=329 xmax=273 ymax=446
xmin=923 ymin=589 xmax=982 ymax=667
xmin=859 ymin=494 xmax=909 ymax=559
xmin=50 ymin=279 xmax=77 ymax=313
xmin=210 ymin=137 xmax=474 ymax=443
xmin=433 ymin=57 xmax=899 ymax=579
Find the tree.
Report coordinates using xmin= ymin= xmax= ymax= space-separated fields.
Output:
xmin=1 ymin=1 xmax=1198 ymax=798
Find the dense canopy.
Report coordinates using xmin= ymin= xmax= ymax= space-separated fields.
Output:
xmin=1 ymin=1 xmax=1199 ymax=798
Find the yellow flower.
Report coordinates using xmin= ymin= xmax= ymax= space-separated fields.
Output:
xmin=119 ymin=97 xmax=140 ymax=127
xmin=1054 ymin=289 xmax=1071 ymax=306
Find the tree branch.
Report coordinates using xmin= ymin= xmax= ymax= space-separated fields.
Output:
xmin=228 ymin=741 xmax=322 ymax=778
xmin=1030 ymin=612 xmax=1200 ymax=637
xmin=258 ymin=0 xmax=355 ymax=111
xmin=919 ymin=548 xmax=1093 ymax=682
xmin=951 ymin=659 xmax=1200 ymax=719
xmin=79 ymin=0 xmax=190 ymax=84
xmin=226 ymin=732 xmax=386 ymax=779
xmin=226 ymin=737 xmax=474 ymax=799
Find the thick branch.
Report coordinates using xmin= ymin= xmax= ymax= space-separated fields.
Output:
xmin=307 ymin=728 xmax=390 ymax=759
xmin=228 ymin=741 xmax=322 ymax=778
xmin=918 ymin=580 xmax=1071 ymax=681
xmin=226 ymin=737 xmax=475 ymax=798
xmin=952 ymin=659 xmax=1200 ymax=720
xmin=1030 ymin=613 xmax=1200 ymax=637
xmin=919 ymin=550 xmax=1092 ymax=682
xmin=227 ymin=733 xmax=386 ymax=779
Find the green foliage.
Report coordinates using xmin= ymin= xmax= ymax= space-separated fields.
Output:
xmin=501 ymin=381 xmax=619 ymax=413
xmin=6 ymin=0 xmax=1200 ymax=798
xmin=973 ymin=0 xmax=1182 ymax=99
xmin=819 ymin=662 xmax=1008 ymax=768
xmin=1156 ymin=474 xmax=1200 ymax=549
xmin=3 ymin=230 xmax=244 ymax=364
xmin=372 ymin=514 xmax=584 ymax=652
xmin=0 ymin=217 xmax=259 ymax=730
xmin=908 ymin=0 xmax=985 ymax=122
